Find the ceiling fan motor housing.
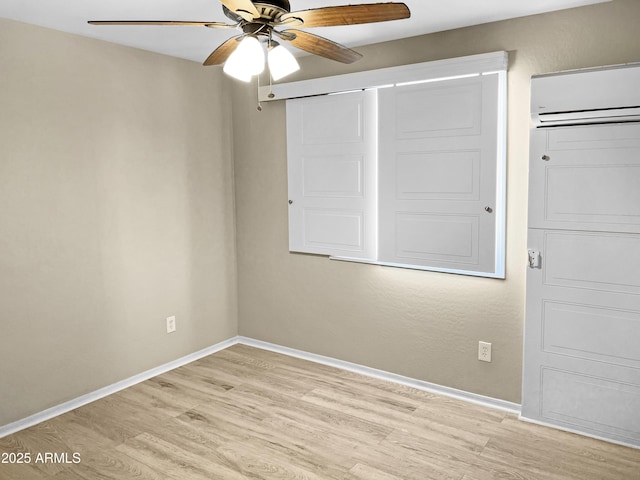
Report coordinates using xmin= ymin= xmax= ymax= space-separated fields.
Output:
xmin=224 ymin=0 xmax=291 ymax=24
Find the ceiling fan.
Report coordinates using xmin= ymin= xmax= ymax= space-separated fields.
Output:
xmin=89 ymin=1 xmax=410 ymax=80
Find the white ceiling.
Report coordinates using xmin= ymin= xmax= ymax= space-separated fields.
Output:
xmin=0 ymin=0 xmax=609 ymax=64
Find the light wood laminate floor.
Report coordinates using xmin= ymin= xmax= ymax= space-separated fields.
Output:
xmin=1 ymin=344 xmax=638 ymax=479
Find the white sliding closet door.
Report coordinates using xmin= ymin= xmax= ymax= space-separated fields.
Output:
xmin=377 ymin=74 xmax=502 ymax=275
xmin=286 ymin=90 xmax=377 ymax=259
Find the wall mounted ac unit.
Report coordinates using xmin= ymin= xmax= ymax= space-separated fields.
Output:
xmin=531 ymin=63 xmax=640 ymax=127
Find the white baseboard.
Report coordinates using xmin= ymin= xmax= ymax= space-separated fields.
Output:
xmin=0 ymin=336 xmax=240 ymax=439
xmin=237 ymin=336 xmax=521 ymax=414
xmin=1 ymin=334 xmax=521 ymax=438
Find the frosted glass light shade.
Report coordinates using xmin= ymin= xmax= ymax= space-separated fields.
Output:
xmin=268 ymin=45 xmax=300 ymax=81
xmin=223 ymin=58 xmax=252 ymax=82
xmin=223 ymin=36 xmax=265 ymax=82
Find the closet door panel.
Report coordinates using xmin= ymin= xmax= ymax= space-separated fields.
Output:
xmin=378 ymin=74 xmax=503 ymax=276
xmin=287 ymin=91 xmax=377 ymax=259
xmin=529 ymin=125 xmax=640 ymax=233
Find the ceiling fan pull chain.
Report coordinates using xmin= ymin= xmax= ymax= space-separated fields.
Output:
xmin=268 ymin=56 xmax=275 ymax=99
xmin=257 ymin=74 xmax=263 ymax=112
xmin=266 ymin=32 xmax=275 ymax=99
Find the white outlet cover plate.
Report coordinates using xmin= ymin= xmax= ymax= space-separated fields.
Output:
xmin=479 ymin=341 xmax=492 ymax=362
xmin=166 ymin=316 xmax=176 ymax=334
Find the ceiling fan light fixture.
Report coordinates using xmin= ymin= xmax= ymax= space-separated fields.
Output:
xmin=223 ymin=55 xmax=253 ymax=82
xmin=223 ymin=35 xmax=265 ymax=81
xmin=268 ymin=44 xmax=300 ymax=81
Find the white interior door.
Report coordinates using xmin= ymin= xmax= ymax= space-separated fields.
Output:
xmin=522 ymin=124 xmax=640 ymax=447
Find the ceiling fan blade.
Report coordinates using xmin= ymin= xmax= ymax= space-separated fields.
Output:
xmin=279 ymin=3 xmax=410 ymax=28
xmin=203 ymin=35 xmax=243 ymax=66
xmin=277 ymin=30 xmax=363 ymax=64
xmin=218 ymin=0 xmax=260 ymax=21
xmin=88 ymin=20 xmax=236 ymax=28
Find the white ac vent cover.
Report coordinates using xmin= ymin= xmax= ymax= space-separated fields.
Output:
xmin=531 ymin=63 xmax=640 ymax=127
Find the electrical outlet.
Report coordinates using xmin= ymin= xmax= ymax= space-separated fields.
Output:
xmin=166 ymin=316 xmax=176 ymax=334
xmin=478 ymin=341 xmax=492 ymax=362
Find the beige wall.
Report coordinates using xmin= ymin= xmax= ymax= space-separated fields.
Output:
xmin=233 ymin=0 xmax=640 ymax=403
xmin=0 ymin=19 xmax=238 ymax=426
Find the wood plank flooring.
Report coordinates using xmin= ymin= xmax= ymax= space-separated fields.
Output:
xmin=1 ymin=344 xmax=639 ymax=479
